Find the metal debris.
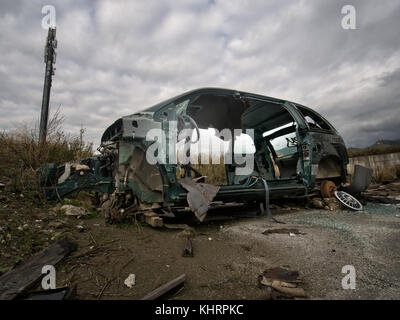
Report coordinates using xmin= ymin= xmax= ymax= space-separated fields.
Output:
xmin=24 ymin=287 xmax=76 ymax=300
xmin=179 ymin=177 xmax=220 ymax=222
xmin=140 ymin=274 xmax=186 ymax=300
xmin=258 ymin=267 xmax=306 ymax=298
xmin=260 ymin=178 xmax=285 ymax=224
xmin=164 ymin=223 xmax=189 ymax=230
xmin=0 ymin=238 xmax=77 ymax=300
xmin=262 ymin=228 xmax=306 ymax=236
xmin=61 ymin=205 xmax=89 ymax=216
xmin=310 ymin=198 xmax=325 ymax=209
xmin=334 ymin=191 xmax=363 ymax=211
xmin=323 ymin=197 xmax=342 ymax=211
xmin=343 ymin=164 xmax=373 ymax=195
xmin=320 ymin=180 xmax=337 ymax=198
xmin=144 ymin=211 xmax=163 ymax=227
xmin=182 ymin=239 xmax=193 ymax=257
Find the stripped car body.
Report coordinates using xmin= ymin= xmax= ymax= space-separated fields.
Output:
xmin=40 ymin=88 xmax=350 ymax=222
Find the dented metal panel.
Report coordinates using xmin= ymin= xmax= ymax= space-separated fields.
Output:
xmin=179 ymin=177 xmax=220 ymax=222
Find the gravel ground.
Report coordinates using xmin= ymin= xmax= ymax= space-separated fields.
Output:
xmin=49 ymin=201 xmax=400 ymax=300
xmin=2 ymin=184 xmax=399 ymax=300
xmin=221 ymin=203 xmax=400 ymax=299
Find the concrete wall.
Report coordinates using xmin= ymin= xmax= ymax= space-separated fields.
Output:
xmin=348 ymin=152 xmax=400 ymax=175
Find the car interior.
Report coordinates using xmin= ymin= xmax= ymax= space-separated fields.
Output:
xmin=176 ymin=93 xmax=302 ymax=185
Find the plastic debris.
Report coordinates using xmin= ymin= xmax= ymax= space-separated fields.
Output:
xmin=124 ymin=274 xmax=136 ymax=288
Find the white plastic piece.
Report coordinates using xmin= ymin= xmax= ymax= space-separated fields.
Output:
xmin=57 ymin=163 xmax=71 ymax=184
xmin=124 ymin=274 xmax=136 ymax=288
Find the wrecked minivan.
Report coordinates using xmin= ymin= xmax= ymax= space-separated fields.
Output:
xmin=40 ymin=88 xmax=350 ymax=222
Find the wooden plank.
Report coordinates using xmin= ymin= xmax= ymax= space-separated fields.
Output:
xmin=144 ymin=211 xmax=163 ymax=227
xmin=182 ymin=239 xmax=193 ymax=257
xmin=0 ymin=238 xmax=77 ymax=300
xmin=140 ymin=274 xmax=186 ymax=300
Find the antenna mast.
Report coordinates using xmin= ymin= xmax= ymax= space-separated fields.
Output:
xmin=39 ymin=28 xmax=57 ymax=143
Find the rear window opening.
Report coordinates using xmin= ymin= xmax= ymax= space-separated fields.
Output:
xmin=296 ymin=106 xmax=332 ymax=131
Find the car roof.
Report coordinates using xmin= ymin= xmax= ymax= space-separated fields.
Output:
xmin=130 ymin=87 xmax=286 ymax=115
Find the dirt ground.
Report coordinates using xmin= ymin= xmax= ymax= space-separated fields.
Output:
xmin=1 ymin=182 xmax=400 ymax=300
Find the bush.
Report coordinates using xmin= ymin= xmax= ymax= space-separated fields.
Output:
xmin=0 ymin=109 xmax=93 ymax=197
xmin=175 ymin=154 xmax=227 ymax=185
xmin=372 ymin=165 xmax=400 ymax=183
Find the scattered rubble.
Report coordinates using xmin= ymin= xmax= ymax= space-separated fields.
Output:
xmin=144 ymin=211 xmax=163 ymax=228
xmin=310 ymin=196 xmax=342 ymax=211
xmin=76 ymin=225 xmax=87 ymax=232
xmin=323 ymin=197 xmax=342 ymax=211
xmin=60 ymin=205 xmax=89 ymax=217
xmin=124 ymin=274 xmax=136 ymax=288
xmin=310 ymin=198 xmax=325 ymax=209
xmin=140 ymin=274 xmax=186 ymax=300
xmin=182 ymin=238 xmax=193 ymax=257
xmin=320 ymin=180 xmax=337 ymax=198
xmin=354 ymin=182 xmax=400 ymax=205
xmin=0 ymin=238 xmax=77 ymax=300
xmin=262 ymin=228 xmax=306 ymax=236
xmin=164 ymin=223 xmax=189 ymax=230
xmin=177 ymin=227 xmax=195 ymax=239
xmin=24 ymin=287 xmax=76 ymax=300
xmin=308 ymin=190 xmax=365 ymax=212
xmin=258 ymin=267 xmax=306 ymax=298
xmin=0 ymin=166 xmax=397 ymax=300
xmin=48 ymin=221 xmax=65 ymax=229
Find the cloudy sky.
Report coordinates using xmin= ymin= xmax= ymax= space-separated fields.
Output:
xmin=0 ymin=0 xmax=399 ymax=148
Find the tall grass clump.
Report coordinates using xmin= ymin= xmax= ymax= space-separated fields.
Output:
xmin=372 ymin=165 xmax=400 ymax=183
xmin=175 ymin=153 xmax=227 ymax=185
xmin=0 ymin=109 xmax=93 ymax=198
xmin=348 ymin=145 xmax=400 ymax=157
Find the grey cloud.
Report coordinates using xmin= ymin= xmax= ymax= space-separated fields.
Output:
xmin=0 ymin=0 xmax=399 ymax=148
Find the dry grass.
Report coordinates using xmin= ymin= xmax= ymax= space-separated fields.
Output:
xmin=372 ymin=165 xmax=400 ymax=183
xmin=348 ymin=144 xmax=400 ymax=183
xmin=176 ymin=154 xmax=227 ymax=185
xmin=0 ymin=109 xmax=93 ymax=198
xmin=192 ymin=163 xmax=227 ymax=185
xmin=348 ymin=145 xmax=400 ymax=157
